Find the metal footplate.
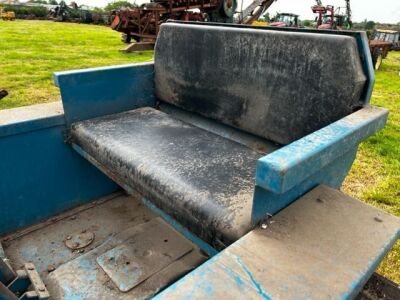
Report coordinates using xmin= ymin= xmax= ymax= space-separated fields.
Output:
xmin=155 ymin=185 xmax=400 ymax=299
xmin=0 ymin=244 xmax=49 ymax=300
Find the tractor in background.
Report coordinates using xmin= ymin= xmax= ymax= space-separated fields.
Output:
xmin=369 ymin=29 xmax=400 ymax=70
xmin=269 ymin=12 xmax=299 ymax=27
xmin=310 ymin=0 xmax=389 ymax=70
xmin=371 ymin=29 xmax=400 ymax=51
xmin=312 ymin=0 xmax=351 ymax=30
xmin=48 ymin=1 xmax=93 ymax=23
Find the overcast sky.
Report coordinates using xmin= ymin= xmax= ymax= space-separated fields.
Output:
xmin=75 ymin=0 xmax=399 ymax=23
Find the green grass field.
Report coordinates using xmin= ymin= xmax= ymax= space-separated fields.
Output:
xmin=342 ymin=51 xmax=400 ymax=283
xmin=0 ymin=20 xmax=153 ymax=109
xmin=1 ymin=20 xmax=400 ymax=283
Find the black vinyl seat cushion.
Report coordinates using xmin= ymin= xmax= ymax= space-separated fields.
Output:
xmin=70 ymin=107 xmax=262 ymax=247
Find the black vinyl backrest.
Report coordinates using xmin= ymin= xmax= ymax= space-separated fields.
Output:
xmin=154 ymin=23 xmax=366 ymax=144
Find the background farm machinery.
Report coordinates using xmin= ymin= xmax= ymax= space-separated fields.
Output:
xmin=48 ymin=1 xmax=109 ymax=24
xmin=369 ymin=29 xmax=400 ymax=70
xmin=309 ymin=0 xmax=399 ymax=70
xmin=269 ymin=13 xmax=299 ymax=27
xmin=311 ymin=0 xmax=352 ymax=30
xmin=110 ymin=0 xmax=275 ymax=49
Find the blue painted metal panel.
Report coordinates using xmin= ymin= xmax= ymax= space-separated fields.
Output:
xmin=0 ymin=114 xmax=65 ymax=138
xmin=155 ymin=186 xmax=400 ymax=300
xmin=355 ymin=31 xmax=375 ymax=104
xmin=0 ymin=102 xmax=64 ymax=138
xmin=0 ymin=122 xmax=118 ymax=235
xmin=154 ymin=255 xmax=271 ymax=299
xmin=54 ymin=62 xmax=156 ymax=126
xmin=252 ymin=148 xmax=357 ymax=222
xmin=256 ymin=106 xmax=388 ymax=194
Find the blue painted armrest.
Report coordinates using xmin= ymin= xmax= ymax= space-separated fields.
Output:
xmin=54 ymin=62 xmax=155 ymax=126
xmin=256 ymin=106 xmax=388 ymax=194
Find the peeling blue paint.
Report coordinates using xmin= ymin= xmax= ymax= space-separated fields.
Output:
xmin=341 ymin=229 xmax=400 ymax=299
xmin=252 ymin=148 xmax=357 ymax=221
xmin=234 ymin=256 xmax=271 ymax=299
xmin=256 ymin=106 xmax=388 ymax=194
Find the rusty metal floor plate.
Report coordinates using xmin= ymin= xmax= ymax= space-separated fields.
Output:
xmin=2 ymin=192 xmax=156 ymax=277
xmin=2 ymin=192 xmax=206 ymax=299
xmin=97 ymin=218 xmax=193 ymax=292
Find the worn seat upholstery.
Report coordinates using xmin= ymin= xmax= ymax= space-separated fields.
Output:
xmin=71 ymin=108 xmax=262 ymax=246
xmin=155 ymin=23 xmax=367 ymax=144
xmin=70 ymin=23 xmax=368 ymax=247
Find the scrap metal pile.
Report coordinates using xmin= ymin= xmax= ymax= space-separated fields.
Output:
xmin=110 ymin=0 xmax=275 ymax=44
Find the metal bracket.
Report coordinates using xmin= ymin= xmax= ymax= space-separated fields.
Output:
xmin=0 ymin=243 xmax=49 ymax=300
xmin=0 ymin=243 xmax=16 ymax=286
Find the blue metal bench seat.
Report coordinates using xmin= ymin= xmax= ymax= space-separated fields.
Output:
xmin=2 ymin=22 xmax=400 ymax=300
xmin=55 ymin=23 xmax=383 ymax=251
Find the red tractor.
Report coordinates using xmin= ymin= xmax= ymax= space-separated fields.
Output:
xmin=269 ymin=13 xmax=299 ymax=28
xmin=312 ymin=0 xmax=351 ymax=30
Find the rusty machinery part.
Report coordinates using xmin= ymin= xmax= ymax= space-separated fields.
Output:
xmin=110 ymin=0 xmax=235 ymax=43
xmin=220 ymin=0 xmax=236 ymax=18
xmin=371 ymin=47 xmax=383 ymax=70
xmin=238 ymin=0 xmax=275 ymax=25
xmin=112 ymin=0 xmax=280 ymax=44
xmin=369 ymin=39 xmax=392 ymax=70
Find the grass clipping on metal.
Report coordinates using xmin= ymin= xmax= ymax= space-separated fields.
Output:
xmin=0 ymin=19 xmax=399 ymax=283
